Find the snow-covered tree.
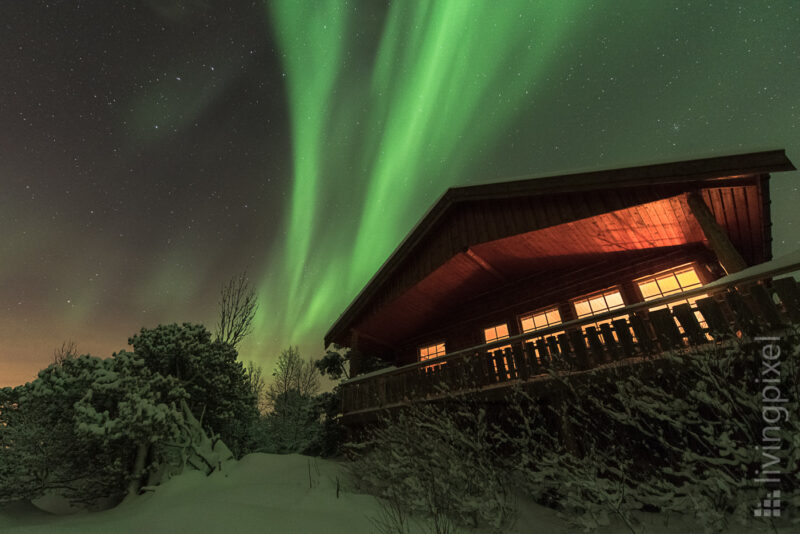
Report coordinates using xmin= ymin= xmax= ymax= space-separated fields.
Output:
xmin=0 ymin=353 xmax=186 ymax=507
xmin=247 ymin=347 xmax=332 ymax=455
xmin=71 ymin=350 xmax=188 ymax=498
xmin=127 ymin=323 xmax=259 ymax=457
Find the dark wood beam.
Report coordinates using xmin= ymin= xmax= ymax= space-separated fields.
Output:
xmin=348 ymin=329 xmax=364 ymax=377
xmin=465 ymin=248 xmax=507 ymax=282
xmin=686 ymin=191 xmax=747 ymax=274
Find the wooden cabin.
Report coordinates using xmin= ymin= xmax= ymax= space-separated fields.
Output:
xmin=327 ymin=150 xmax=798 ymax=423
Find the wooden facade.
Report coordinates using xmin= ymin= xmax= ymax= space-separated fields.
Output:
xmin=326 ymin=150 xmax=796 ymax=420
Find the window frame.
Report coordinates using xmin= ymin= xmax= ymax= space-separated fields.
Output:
xmin=418 ymin=341 xmax=447 ymax=362
xmin=571 ymin=286 xmax=627 ymax=320
xmin=633 ymin=262 xmax=705 ymax=302
xmin=633 ymin=262 xmax=710 ymax=335
xmin=518 ymin=305 xmax=563 ymax=335
xmin=483 ymin=323 xmax=510 ymax=345
xmin=570 ymin=286 xmax=629 ymax=343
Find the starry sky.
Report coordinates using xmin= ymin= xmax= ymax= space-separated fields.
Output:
xmin=1 ymin=0 xmax=799 ymax=387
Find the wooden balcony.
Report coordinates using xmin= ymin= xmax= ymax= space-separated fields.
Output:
xmin=340 ymin=256 xmax=800 ymax=424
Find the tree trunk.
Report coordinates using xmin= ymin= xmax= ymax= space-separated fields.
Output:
xmin=126 ymin=442 xmax=149 ymax=500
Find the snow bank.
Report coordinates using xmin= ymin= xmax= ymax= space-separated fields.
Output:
xmin=0 ymin=453 xmax=793 ymax=533
xmin=0 ymin=454 xmax=378 ymax=534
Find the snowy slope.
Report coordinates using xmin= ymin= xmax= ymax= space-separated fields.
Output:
xmin=0 ymin=453 xmax=791 ymax=533
xmin=0 ymin=454 xmax=378 ymax=534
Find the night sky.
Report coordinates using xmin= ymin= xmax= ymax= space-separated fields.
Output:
xmin=2 ymin=1 xmax=799 ymax=387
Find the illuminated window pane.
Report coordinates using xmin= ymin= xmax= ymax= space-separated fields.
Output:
xmin=572 ymin=289 xmax=628 ymax=345
xmin=484 ymin=324 xmax=509 ymax=343
xmin=574 ymin=288 xmax=625 ymax=318
xmin=520 ymin=307 xmax=562 ymax=333
xmin=638 ymin=265 xmax=703 ymax=302
xmin=636 ymin=265 xmax=709 ymax=338
xmin=588 ymin=296 xmax=606 ymax=313
xmin=484 ymin=324 xmax=511 ymax=378
xmin=676 ymin=268 xmax=702 ymax=289
xmin=604 ymin=291 xmax=624 ymax=309
xmin=419 ymin=343 xmax=446 ymax=361
xmin=639 ymin=280 xmax=660 ymax=299
xmin=519 ymin=307 xmax=563 ymax=365
xmin=520 ymin=317 xmax=535 ymax=332
xmin=546 ymin=309 xmax=561 ymax=325
xmin=656 ymin=274 xmax=681 ymax=295
xmin=574 ymin=300 xmax=592 ymax=318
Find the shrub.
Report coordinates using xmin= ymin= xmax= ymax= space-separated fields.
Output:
xmin=346 ymin=333 xmax=800 ymax=533
xmin=0 ymin=353 xmax=187 ymax=508
xmin=347 ymin=393 xmax=516 ymax=532
xmin=506 ymin=334 xmax=800 ymax=532
xmin=128 ymin=323 xmax=258 ymax=458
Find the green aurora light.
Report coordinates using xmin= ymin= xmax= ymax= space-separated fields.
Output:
xmin=257 ymin=0 xmax=585 ymax=350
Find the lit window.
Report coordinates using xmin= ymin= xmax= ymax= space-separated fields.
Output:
xmin=484 ymin=324 xmax=509 ymax=343
xmin=419 ymin=342 xmax=447 ymax=373
xmin=635 ymin=264 xmax=708 ymax=334
xmin=520 ymin=306 xmax=562 ymax=333
xmin=419 ymin=343 xmax=446 ymax=362
xmin=574 ymin=288 xmax=626 ymax=318
xmin=520 ymin=306 xmax=564 ymax=363
xmin=572 ymin=288 xmax=629 ymax=342
xmin=484 ymin=323 xmax=512 ymax=377
xmin=638 ymin=264 xmax=702 ymax=300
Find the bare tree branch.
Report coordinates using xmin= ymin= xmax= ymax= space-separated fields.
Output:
xmin=53 ymin=340 xmax=78 ymax=366
xmin=215 ymin=271 xmax=258 ymax=348
xmin=266 ymin=346 xmax=320 ymax=412
xmin=245 ymin=361 xmax=268 ymax=415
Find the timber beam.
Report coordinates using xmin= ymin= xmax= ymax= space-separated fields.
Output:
xmin=686 ymin=191 xmax=747 ymax=274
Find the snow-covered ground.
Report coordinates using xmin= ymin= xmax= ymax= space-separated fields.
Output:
xmin=0 ymin=453 xmax=790 ymax=533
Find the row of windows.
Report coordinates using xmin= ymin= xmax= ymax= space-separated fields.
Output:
xmin=419 ymin=263 xmax=705 ymax=361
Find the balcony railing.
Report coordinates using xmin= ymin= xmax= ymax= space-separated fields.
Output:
xmin=341 ymin=259 xmax=800 ymax=419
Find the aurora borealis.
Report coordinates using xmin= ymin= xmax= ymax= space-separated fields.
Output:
xmin=2 ymin=1 xmax=799 ymax=387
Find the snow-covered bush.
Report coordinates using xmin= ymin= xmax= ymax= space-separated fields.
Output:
xmin=127 ymin=323 xmax=259 ymax=458
xmin=347 ymin=391 xmax=516 ymax=532
xmin=310 ymin=345 xmax=389 ymax=458
xmin=0 ymin=353 xmax=187 ymax=507
xmin=506 ymin=333 xmax=800 ymax=533
xmin=346 ymin=331 xmax=799 ymax=533
xmin=0 ymin=329 xmax=254 ymax=508
xmin=254 ymin=389 xmax=324 ymax=454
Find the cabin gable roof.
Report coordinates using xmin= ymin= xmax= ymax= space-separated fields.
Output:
xmin=325 ymin=150 xmax=795 ymax=347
